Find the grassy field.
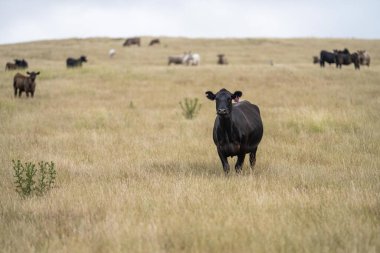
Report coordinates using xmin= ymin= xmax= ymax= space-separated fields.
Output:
xmin=0 ymin=37 xmax=379 ymax=253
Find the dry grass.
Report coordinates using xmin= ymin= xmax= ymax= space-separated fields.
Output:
xmin=0 ymin=37 xmax=379 ymax=253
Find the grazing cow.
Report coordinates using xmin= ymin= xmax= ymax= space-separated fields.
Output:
xmin=66 ymin=56 xmax=87 ymax=68
xmin=313 ymin=56 xmax=319 ymax=64
xmin=168 ymin=55 xmax=186 ymax=65
xmin=14 ymin=59 xmax=28 ymax=69
xmin=205 ymin=89 xmax=263 ymax=174
xmin=334 ymin=49 xmax=360 ymax=70
xmin=149 ymin=39 xmax=160 ymax=46
xmin=319 ymin=50 xmax=336 ymax=67
xmin=357 ymin=50 xmax=370 ymax=67
xmin=183 ymin=52 xmax=200 ymax=66
xmin=13 ymin=71 xmax=40 ymax=98
xmin=5 ymin=62 xmax=18 ymax=71
xmin=217 ymin=54 xmax=228 ymax=65
xmin=109 ymin=49 xmax=116 ymax=58
xmin=123 ymin=37 xmax=141 ymax=47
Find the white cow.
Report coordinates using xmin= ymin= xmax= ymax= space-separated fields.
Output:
xmin=109 ymin=49 xmax=116 ymax=58
xmin=183 ymin=52 xmax=200 ymax=66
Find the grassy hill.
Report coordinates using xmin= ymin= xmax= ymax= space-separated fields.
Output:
xmin=0 ymin=37 xmax=379 ymax=253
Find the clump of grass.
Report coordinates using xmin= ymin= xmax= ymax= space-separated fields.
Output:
xmin=179 ymin=98 xmax=201 ymax=119
xmin=12 ymin=160 xmax=56 ymax=198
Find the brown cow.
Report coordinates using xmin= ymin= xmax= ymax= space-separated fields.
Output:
xmin=217 ymin=54 xmax=228 ymax=65
xmin=5 ymin=62 xmax=17 ymax=71
xmin=149 ymin=39 xmax=160 ymax=46
xmin=13 ymin=71 xmax=40 ymax=97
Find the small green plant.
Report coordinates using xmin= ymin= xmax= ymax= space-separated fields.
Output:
xmin=179 ymin=98 xmax=201 ymax=119
xmin=12 ymin=160 xmax=56 ymax=198
xmin=129 ymin=101 xmax=135 ymax=109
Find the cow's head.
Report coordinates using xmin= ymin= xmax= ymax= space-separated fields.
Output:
xmin=26 ymin=71 xmax=40 ymax=81
xmin=80 ymin=56 xmax=87 ymax=62
xmin=205 ymin=89 xmax=242 ymax=117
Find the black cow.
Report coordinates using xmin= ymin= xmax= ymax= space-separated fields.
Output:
xmin=334 ymin=49 xmax=360 ymax=70
xmin=168 ymin=56 xmax=184 ymax=65
xmin=319 ymin=50 xmax=336 ymax=67
xmin=149 ymin=39 xmax=160 ymax=46
xmin=205 ymin=89 xmax=263 ymax=174
xmin=66 ymin=56 xmax=87 ymax=68
xmin=13 ymin=71 xmax=40 ymax=97
xmin=123 ymin=37 xmax=141 ymax=47
xmin=14 ymin=59 xmax=28 ymax=69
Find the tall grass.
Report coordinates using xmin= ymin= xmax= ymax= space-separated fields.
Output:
xmin=0 ymin=37 xmax=379 ymax=253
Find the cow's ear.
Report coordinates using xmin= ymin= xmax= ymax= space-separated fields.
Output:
xmin=36 ymin=72 xmax=40 ymax=75
xmin=205 ymin=91 xmax=216 ymax=100
xmin=26 ymin=71 xmax=30 ymax=75
xmin=232 ymin=91 xmax=242 ymax=99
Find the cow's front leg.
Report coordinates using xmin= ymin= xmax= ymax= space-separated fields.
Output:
xmin=217 ymin=148 xmax=229 ymax=175
xmin=235 ymin=154 xmax=245 ymax=174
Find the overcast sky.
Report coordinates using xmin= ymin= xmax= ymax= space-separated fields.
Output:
xmin=1 ymin=0 xmax=379 ymax=44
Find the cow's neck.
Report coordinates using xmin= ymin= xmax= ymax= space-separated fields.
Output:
xmin=219 ymin=115 xmax=236 ymax=143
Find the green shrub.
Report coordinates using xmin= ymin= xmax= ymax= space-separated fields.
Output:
xmin=12 ymin=160 xmax=56 ymax=198
xmin=179 ymin=98 xmax=201 ymax=119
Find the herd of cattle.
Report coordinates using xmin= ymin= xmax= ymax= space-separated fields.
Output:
xmin=1 ymin=38 xmax=375 ymax=174
xmin=314 ymin=49 xmax=370 ymax=69
xmin=3 ymin=38 xmax=373 ymax=99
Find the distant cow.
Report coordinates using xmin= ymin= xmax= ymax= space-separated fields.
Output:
xmin=13 ymin=71 xmax=40 ymax=98
xmin=123 ymin=37 xmax=141 ymax=47
xmin=183 ymin=52 xmax=200 ymax=66
xmin=149 ymin=39 xmax=160 ymax=46
xmin=357 ymin=50 xmax=370 ymax=67
xmin=168 ymin=55 xmax=184 ymax=65
xmin=313 ymin=56 xmax=319 ymax=64
xmin=5 ymin=62 xmax=18 ymax=71
xmin=217 ymin=54 xmax=228 ymax=65
xmin=14 ymin=59 xmax=28 ymax=69
xmin=205 ymin=89 xmax=263 ymax=174
xmin=109 ymin=49 xmax=116 ymax=58
xmin=319 ymin=50 xmax=336 ymax=67
xmin=334 ymin=49 xmax=360 ymax=70
xmin=66 ymin=56 xmax=87 ymax=68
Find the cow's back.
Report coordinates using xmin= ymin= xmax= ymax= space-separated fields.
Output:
xmin=14 ymin=73 xmax=25 ymax=82
xmin=14 ymin=73 xmax=28 ymax=89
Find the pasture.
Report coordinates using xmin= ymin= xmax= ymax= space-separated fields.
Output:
xmin=0 ymin=37 xmax=379 ymax=252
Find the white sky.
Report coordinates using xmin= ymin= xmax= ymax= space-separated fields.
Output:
xmin=0 ymin=0 xmax=379 ymax=44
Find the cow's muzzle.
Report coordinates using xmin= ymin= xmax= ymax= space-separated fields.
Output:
xmin=217 ymin=108 xmax=228 ymax=115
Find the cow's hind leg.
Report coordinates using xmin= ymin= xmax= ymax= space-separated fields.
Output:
xmin=249 ymin=147 xmax=258 ymax=170
xmin=235 ymin=154 xmax=245 ymax=174
xmin=18 ymin=90 xmax=22 ymax=97
xmin=217 ymin=148 xmax=230 ymax=175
